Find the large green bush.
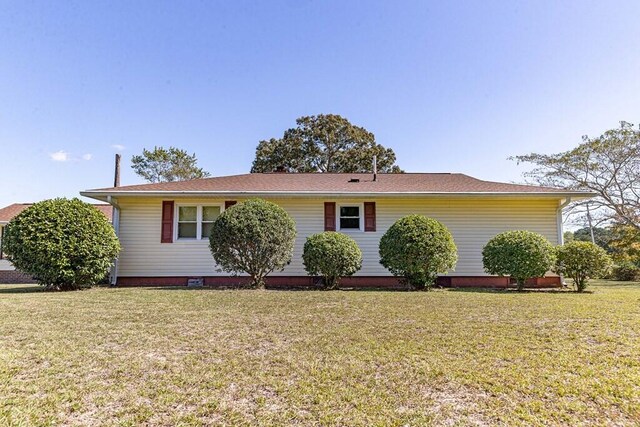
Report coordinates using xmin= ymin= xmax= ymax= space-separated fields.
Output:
xmin=3 ymin=198 xmax=120 ymax=291
xmin=482 ymin=230 xmax=555 ymax=291
xmin=611 ymin=261 xmax=640 ymax=281
xmin=209 ymin=198 xmax=296 ymax=288
xmin=379 ymin=215 xmax=457 ymax=290
xmin=555 ymin=241 xmax=612 ymax=292
xmin=302 ymin=232 xmax=362 ymax=289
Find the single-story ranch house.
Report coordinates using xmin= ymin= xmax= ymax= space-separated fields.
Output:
xmin=0 ymin=203 xmax=113 ymax=283
xmin=81 ymin=172 xmax=593 ymax=288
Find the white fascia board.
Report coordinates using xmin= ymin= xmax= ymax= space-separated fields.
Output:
xmin=80 ymin=190 xmax=596 ymax=201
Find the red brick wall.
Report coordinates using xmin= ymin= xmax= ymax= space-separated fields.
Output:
xmin=437 ymin=276 xmax=562 ymax=288
xmin=116 ymin=275 xmax=562 ymax=289
xmin=0 ymin=270 xmax=36 ymax=284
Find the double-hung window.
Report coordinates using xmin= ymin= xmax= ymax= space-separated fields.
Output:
xmin=338 ymin=204 xmax=362 ymax=231
xmin=200 ymin=206 xmax=220 ymax=239
xmin=177 ymin=205 xmax=222 ymax=240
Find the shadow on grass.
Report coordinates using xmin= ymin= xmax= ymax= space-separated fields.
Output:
xmin=146 ymin=285 xmax=411 ymax=292
xmin=142 ymin=285 xmax=581 ymax=293
xmin=446 ymin=287 xmax=587 ymax=294
xmin=148 ymin=286 xmax=329 ymax=292
xmin=149 ymin=286 xmax=249 ymax=291
xmin=0 ymin=285 xmax=44 ymax=294
xmin=592 ymin=281 xmax=640 ymax=289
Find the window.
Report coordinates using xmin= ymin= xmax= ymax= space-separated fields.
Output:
xmin=178 ymin=206 xmax=197 ymax=238
xmin=201 ymin=206 xmax=220 ymax=239
xmin=338 ymin=205 xmax=362 ymax=230
xmin=176 ymin=205 xmax=222 ymax=240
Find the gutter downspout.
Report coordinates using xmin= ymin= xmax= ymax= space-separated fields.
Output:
xmin=557 ymin=197 xmax=572 ymax=246
xmin=557 ymin=197 xmax=572 ymax=286
xmin=107 ymin=195 xmax=121 ymax=286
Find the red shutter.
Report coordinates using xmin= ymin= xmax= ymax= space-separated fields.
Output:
xmin=364 ymin=202 xmax=376 ymax=232
xmin=161 ymin=201 xmax=174 ymax=243
xmin=324 ymin=202 xmax=336 ymax=231
xmin=225 ymin=200 xmax=237 ymax=209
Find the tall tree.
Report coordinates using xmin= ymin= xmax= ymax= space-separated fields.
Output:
xmin=251 ymin=114 xmax=403 ymax=173
xmin=608 ymin=223 xmax=640 ymax=265
xmin=573 ymin=226 xmax=615 ymax=253
xmin=131 ymin=146 xmax=211 ymax=183
xmin=512 ymin=122 xmax=640 ymax=230
xmin=563 ymin=231 xmax=575 ymax=243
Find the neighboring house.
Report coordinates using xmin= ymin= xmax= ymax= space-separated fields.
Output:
xmin=80 ymin=173 xmax=593 ymax=288
xmin=0 ymin=203 xmax=113 ymax=283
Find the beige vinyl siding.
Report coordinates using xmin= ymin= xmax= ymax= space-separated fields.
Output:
xmin=115 ymin=197 xmax=560 ymax=277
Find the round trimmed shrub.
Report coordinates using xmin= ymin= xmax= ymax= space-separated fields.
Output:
xmin=555 ymin=241 xmax=612 ymax=292
xmin=3 ymin=198 xmax=120 ymax=291
xmin=482 ymin=230 xmax=555 ymax=291
xmin=302 ymin=232 xmax=362 ymax=289
xmin=379 ymin=215 xmax=457 ymax=290
xmin=209 ymin=198 xmax=296 ymax=288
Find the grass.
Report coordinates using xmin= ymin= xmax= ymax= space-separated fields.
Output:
xmin=0 ymin=281 xmax=639 ymax=426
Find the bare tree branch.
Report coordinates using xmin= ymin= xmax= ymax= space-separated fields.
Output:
xmin=512 ymin=121 xmax=640 ymax=231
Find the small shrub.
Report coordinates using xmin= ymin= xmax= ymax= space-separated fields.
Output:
xmin=379 ymin=215 xmax=457 ymax=290
xmin=611 ymin=261 xmax=640 ymax=281
xmin=3 ymin=198 xmax=120 ymax=291
xmin=209 ymin=198 xmax=296 ymax=288
xmin=302 ymin=232 xmax=362 ymax=289
xmin=555 ymin=241 xmax=612 ymax=292
xmin=482 ymin=230 xmax=555 ymax=291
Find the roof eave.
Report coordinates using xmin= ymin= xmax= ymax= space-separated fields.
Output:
xmin=80 ymin=190 xmax=596 ymax=201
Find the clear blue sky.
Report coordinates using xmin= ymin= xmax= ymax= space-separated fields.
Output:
xmin=1 ymin=1 xmax=639 ymax=207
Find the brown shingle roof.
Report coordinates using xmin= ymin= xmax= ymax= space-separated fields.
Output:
xmin=0 ymin=203 xmax=113 ymax=224
xmin=0 ymin=204 xmax=32 ymax=223
xmin=93 ymin=205 xmax=114 ymax=221
xmin=82 ymin=173 xmax=584 ymax=196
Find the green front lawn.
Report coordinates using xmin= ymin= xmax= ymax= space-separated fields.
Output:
xmin=1 ymin=281 xmax=639 ymax=426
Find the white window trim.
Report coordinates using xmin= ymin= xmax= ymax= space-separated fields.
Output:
xmin=175 ymin=203 xmax=224 ymax=241
xmin=336 ymin=203 xmax=364 ymax=232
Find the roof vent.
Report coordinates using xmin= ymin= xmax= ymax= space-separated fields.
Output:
xmin=349 ymin=178 xmax=360 ymax=183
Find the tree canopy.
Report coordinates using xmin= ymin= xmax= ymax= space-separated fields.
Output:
xmin=608 ymin=223 xmax=640 ymax=266
xmin=565 ymin=224 xmax=639 ymax=266
xmin=131 ymin=146 xmax=210 ymax=183
xmin=572 ymin=226 xmax=615 ymax=252
xmin=251 ymin=114 xmax=403 ymax=173
xmin=512 ymin=122 xmax=640 ymax=231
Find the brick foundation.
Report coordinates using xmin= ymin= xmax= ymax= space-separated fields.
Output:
xmin=0 ymin=270 xmax=36 ymax=284
xmin=116 ymin=275 xmax=562 ymax=289
xmin=436 ymin=276 xmax=562 ymax=288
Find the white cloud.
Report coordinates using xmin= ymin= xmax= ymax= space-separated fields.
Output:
xmin=111 ymin=144 xmax=125 ymax=151
xmin=49 ymin=150 xmax=93 ymax=162
xmin=49 ymin=150 xmax=70 ymax=162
